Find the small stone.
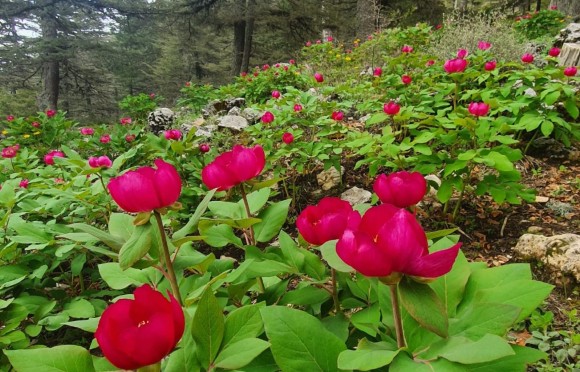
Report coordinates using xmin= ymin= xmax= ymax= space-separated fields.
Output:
xmin=195 ymin=125 xmax=217 ymax=138
xmin=341 ymin=187 xmax=372 ymax=205
xmin=218 ymin=115 xmax=248 ymax=131
xmin=527 ymin=226 xmax=543 ymax=234
xmin=317 ymin=166 xmax=344 ymax=191
xmin=241 ymin=108 xmax=262 ymax=124
xmin=147 ymin=108 xmax=175 ymax=134
xmin=535 ymin=196 xmax=549 ymax=203
xmin=228 ymin=107 xmax=242 ymax=116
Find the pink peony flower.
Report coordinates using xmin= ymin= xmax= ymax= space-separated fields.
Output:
xmin=521 ymin=53 xmax=534 ymax=63
xmin=100 ymin=134 xmax=111 ymax=143
xmin=457 ymin=49 xmax=468 ymax=59
xmin=261 ymin=111 xmax=275 ymax=124
xmin=484 ymin=61 xmax=497 ymax=71
xmin=282 ymin=132 xmax=294 ymax=144
xmin=401 ymin=45 xmax=413 ymax=53
xmin=443 ymin=58 xmax=468 ymax=73
xmin=564 ymin=66 xmax=577 ymax=77
xmin=478 ymin=41 xmax=492 ymax=50
xmin=468 ymin=102 xmax=490 ymax=117
xmin=314 ymin=73 xmax=324 ymax=83
xmin=383 ymin=101 xmax=401 ymax=116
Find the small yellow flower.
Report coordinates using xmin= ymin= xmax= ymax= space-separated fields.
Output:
xmin=23 ymin=134 xmax=30 ymax=138
xmin=1 ymin=130 xmax=7 ymax=135
xmin=336 ymin=54 xmax=342 ymax=59
xmin=345 ymin=57 xmax=351 ymax=62
xmin=33 ymin=131 xmax=41 ymax=135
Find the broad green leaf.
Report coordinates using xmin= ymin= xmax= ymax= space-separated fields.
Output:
xmin=437 ymin=179 xmax=454 ymax=203
xmin=351 ymin=303 xmax=380 ymax=337
xmin=208 ymin=201 xmax=244 ymax=219
xmin=439 ymin=334 xmax=514 ymax=364
xmin=253 ymin=199 xmax=291 ymax=243
xmin=97 ymin=262 xmax=148 ymax=289
xmin=70 ymin=223 xmax=123 ymax=251
xmin=319 ymin=240 xmax=353 ymax=272
xmin=540 ymin=120 xmax=554 ymax=137
xmin=173 ymin=189 xmax=216 ymax=240
xmin=399 ymin=279 xmax=448 ymax=338
xmin=278 ymin=231 xmax=305 ymax=271
xmin=466 ymin=345 xmax=546 ymax=371
xmin=239 ymin=187 xmax=271 ymax=215
xmin=390 ymin=352 xmax=465 ymax=372
xmin=337 ymin=339 xmax=399 ymax=371
xmin=543 ymin=90 xmax=560 ymax=106
xmin=564 ymin=98 xmax=579 ymax=119
xmin=450 ymin=303 xmax=520 ymax=339
xmin=302 ymin=249 xmax=328 ymax=280
xmin=261 ymin=306 xmax=346 ymax=372
xmin=192 ymin=289 xmax=224 ymax=368
xmin=5 ymin=345 xmax=95 ymax=372
xmin=214 ymin=338 xmax=270 ymax=370
xmin=63 ymin=318 xmax=99 ymax=333
xmin=118 ymin=224 xmax=152 ymax=270
xmin=366 ymin=112 xmax=389 ymax=125
xmin=199 ymin=224 xmax=243 ymax=248
xmin=223 ymin=304 xmax=265 ymax=347
xmin=164 ymin=311 xmax=200 ymax=372
xmin=281 ymin=286 xmax=331 ymax=306
xmin=107 ymin=213 xmax=134 ymax=241
xmin=430 ymin=247 xmax=470 ymax=317
xmin=484 ymin=151 xmax=513 ymax=172
xmin=63 ymin=298 xmax=95 ymax=319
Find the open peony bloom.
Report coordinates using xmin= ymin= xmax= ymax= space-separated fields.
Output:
xmin=108 ymin=159 xmax=182 ymax=213
xmin=478 ymin=41 xmax=492 ymax=50
xmin=201 ymin=145 xmax=265 ymax=191
xmin=88 ymin=155 xmax=113 ymax=169
xmin=373 ymin=67 xmax=383 ymax=77
xmin=95 ymin=285 xmax=185 ymax=371
xmin=444 ymin=58 xmax=468 ymax=73
xmin=468 ymin=102 xmax=490 ymax=117
xmin=100 ymin=134 xmax=111 ymax=143
xmin=46 ymin=109 xmax=56 ymax=118
xmin=164 ymin=129 xmax=182 ymax=140
xmin=337 ymin=204 xmax=461 ymax=278
xmin=456 ymin=49 xmax=468 ymax=59
xmin=2 ymin=145 xmax=19 ymax=159
xmin=564 ymin=66 xmax=577 ymax=77
xmin=296 ymin=197 xmax=357 ymax=246
xmin=261 ymin=111 xmax=275 ymax=123
xmin=44 ymin=150 xmax=65 ymax=165
xmin=401 ymin=45 xmax=413 ymax=53
xmin=80 ymin=127 xmax=95 ymax=135
xmin=120 ymin=117 xmax=132 ymax=125
xmin=331 ymin=111 xmax=344 ymax=121
xmin=521 ymin=53 xmax=534 ymax=63
xmin=271 ymin=90 xmax=281 ymax=99
xmin=373 ymin=171 xmax=426 ymax=208
xmin=401 ymin=75 xmax=412 ymax=85
xmin=383 ymin=101 xmax=401 ymax=116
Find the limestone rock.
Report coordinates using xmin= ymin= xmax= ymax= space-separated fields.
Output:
xmin=147 ymin=108 xmax=175 ymax=135
xmin=241 ymin=108 xmax=262 ymax=124
xmin=218 ymin=115 xmax=248 ymax=131
xmin=559 ymin=43 xmax=580 ymax=67
xmin=555 ymin=23 xmax=580 ymax=46
xmin=202 ymin=98 xmax=246 ymax=118
xmin=195 ymin=125 xmax=217 ymax=138
xmin=513 ymin=233 xmax=580 ymax=283
xmin=341 ymin=187 xmax=372 ymax=205
xmin=228 ymin=106 xmax=242 ymax=116
xmin=180 ymin=117 xmax=205 ymax=134
xmin=317 ymin=166 xmax=344 ymax=191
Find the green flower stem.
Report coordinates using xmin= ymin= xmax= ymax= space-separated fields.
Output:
xmin=389 ymin=283 xmax=406 ymax=349
xmin=96 ymin=173 xmax=110 ymax=196
xmin=239 ymin=184 xmax=256 ymax=246
xmin=331 ymin=268 xmax=341 ymax=314
xmin=239 ymin=183 xmax=265 ymax=293
xmin=451 ymin=164 xmax=472 ymax=222
xmin=136 ymin=362 xmax=161 ymax=372
xmin=153 ymin=211 xmax=183 ymax=305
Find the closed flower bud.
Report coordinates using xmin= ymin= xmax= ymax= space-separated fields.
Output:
xmin=521 ymin=53 xmax=534 ymax=63
xmin=564 ymin=66 xmax=577 ymax=77
xmin=202 ymin=145 xmax=265 ymax=191
xmin=282 ymin=132 xmax=294 ymax=144
xmin=314 ymin=73 xmax=324 ymax=83
xmin=484 ymin=60 xmax=497 ymax=71
xmin=468 ymin=102 xmax=490 ymax=117
xmin=383 ymin=101 xmax=401 ymax=116
xmin=261 ymin=111 xmax=275 ymax=123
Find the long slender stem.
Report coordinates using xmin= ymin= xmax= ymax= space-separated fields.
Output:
xmin=452 ymin=166 xmax=471 ymax=222
xmin=97 ymin=173 xmax=110 ymax=196
xmin=389 ymin=284 xmax=406 ymax=349
xmin=331 ymin=268 xmax=341 ymax=314
xmin=239 ymin=184 xmax=255 ymax=246
xmin=153 ymin=211 xmax=183 ymax=305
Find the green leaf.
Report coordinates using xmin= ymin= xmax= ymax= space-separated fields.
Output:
xmin=450 ymin=303 xmax=520 ymax=339
xmin=199 ymin=224 xmax=243 ymax=248
xmin=543 ymin=90 xmax=560 ymax=106
xmin=399 ymin=279 xmax=448 ymax=338
xmin=484 ymin=151 xmax=514 ymax=172
xmin=425 ymin=228 xmax=458 ymax=240
xmin=261 ymin=306 xmax=346 ymax=372
xmin=430 ymin=248 xmax=470 ymax=317
xmin=366 ymin=112 xmax=389 ymax=125
xmin=63 ymin=298 xmax=95 ymax=319
xmin=223 ymin=304 xmax=265 ymax=347
xmin=97 ymin=262 xmax=149 ymax=289
xmin=437 ymin=179 xmax=454 ymax=203
xmin=239 ymin=188 xmax=271 ymax=215
xmin=351 ymin=303 xmax=380 ymax=337
xmin=466 ymin=345 xmax=546 ymax=371
xmin=337 ymin=339 xmax=399 ymax=371
xmin=439 ymin=334 xmax=514 ymax=364
xmin=118 ymin=224 xmax=152 ymax=270
xmin=281 ymin=286 xmax=331 ymax=306
xmin=63 ymin=318 xmax=99 ymax=333
xmin=107 ymin=213 xmax=134 ymax=241
xmin=253 ymin=199 xmax=291 ymax=243
xmin=173 ymin=189 xmax=216 ymax=240
xmin=540 ymin=120 xmax=554 ymax=137
xmin=564 ymin=98 xmax=579 ymax=119
xmin=443 ymin=160 xmax=468 ymax=177
xmin=214 ymin=338 xmax=270 ymax=370
xmin=70 ymin=223 xmax=123 ymax=251
xmin=208 ymin=201 xmax=244 ymax=219
xmin=319 ymin=240 xmax=353 ymax=273
xmin=390 ymin=352 xmax=465 ymax=372
xmin=192 ymin=288 xmax=224 ymax=368
xmin=4 ymin=345 xmax=96 ymax=372
xmin=278 ymin=231 xmax=305 ymax=271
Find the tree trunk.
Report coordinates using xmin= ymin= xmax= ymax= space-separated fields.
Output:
xmin=536 ymin=0 xmax=541 ymax=11
xmin=241 ymin=0 xmax=255 ymax=73
xmin=232 ymin=0 xmax=245 ymax=76
xmin=39 ymin=9 xmax=59 ymax=111
xmin=356 ymin=0 xmax=375 ymax=38
xmin=550 ymin=0 xmax=580 ymax=18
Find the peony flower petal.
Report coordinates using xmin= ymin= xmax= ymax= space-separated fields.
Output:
xmin=108 ymin=170 xmax=159 ymax=212
xmin=406 ymin=242 xmax=462 ymax=278
xmin=153 ymin=159 xmax=182 ymax=207
xmin=337 ymin=230 xmax=392 ymax=276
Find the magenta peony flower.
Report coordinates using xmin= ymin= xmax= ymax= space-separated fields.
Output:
xmin=383 ymin=101 xmax=401 ymax=116
xmin=261 ymin=111 xmax=275 ymax=124
xmin=201 ymin=145 xmax=265 ymax=191
xmin=296 ymin=197 xmax=357 ymax=246
xmin=108 ymin=159 xmax=182 ymax=213
xmin=468 ymin=102 xmax=490 ymax=117
xmin=373 ymin=171 xmax=426 ymax=208
xmin=282 ymin=132 xmax=294 ymax=144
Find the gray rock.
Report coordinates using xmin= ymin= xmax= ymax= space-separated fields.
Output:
xmin=514 ymin=233 xmax=580 ymax=283
xmin=218 ymin=115 xmax=248 ymax=131
xmin=195 ymin=125 xmax=217 ymax=138
xmin=228 ymin=107 xmax=242 ymax=116
xmin=341 ymin=187 xmax=372 ymax=205
xmin=555 ymin=23 xmax=580 ymax=46
xmin=527 ymin=226 xmax=544 ymax=234
xmin=202 ymin=98 xmax=246 ymax=119
xmin=317 ymin=166 xmax=344 ymax=191
xmin=147 ymin=108 xmax=175 ymax=134
xmin=241 ymin=108 xmax=262 ymax=124
xmin=180 ymin=117 xmax=205 ymax=134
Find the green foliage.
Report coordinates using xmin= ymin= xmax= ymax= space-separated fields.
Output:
xmin=513 ymin=9 xmax=568 ymax=40
xmin=118 ymin=93 xmax=160 ymax=122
